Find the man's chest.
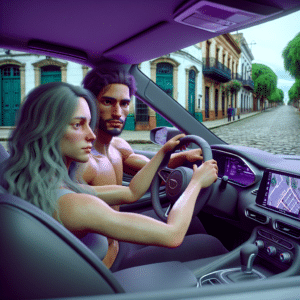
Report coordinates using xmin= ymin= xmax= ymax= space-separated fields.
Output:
xmin=90 ymin=147 xmax=123 ymax=186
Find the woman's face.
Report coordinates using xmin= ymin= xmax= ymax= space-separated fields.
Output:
xmin=60 ymin=97 xmax=96 ymax=168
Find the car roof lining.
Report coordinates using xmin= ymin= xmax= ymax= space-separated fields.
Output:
xmin=1 ymin=0 xmax=300 ymax=65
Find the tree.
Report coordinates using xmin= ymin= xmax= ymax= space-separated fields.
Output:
xmin=269 ymin=88 xmax=284 ymax=105
xmin=288 ymin=80 xmax=300 ymax=105
xmin=252 ymin=63 xmax=277 ymax=108
xmin=282 ymin=32 xmax=300 ymax=79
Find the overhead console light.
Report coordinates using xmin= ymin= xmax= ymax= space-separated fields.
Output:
xmin=174 ymin=0 xmax=282 ymax=32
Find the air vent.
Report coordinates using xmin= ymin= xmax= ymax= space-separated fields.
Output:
xmin=201 ymin=278 xmax=221 ymax=286
xmin=245 ymin=209 xmax=269 ymax=224
xmin=274 ymin=221 xmax=300 ymax=239
xmin=174 ymin=0 xmax=282 ymax=33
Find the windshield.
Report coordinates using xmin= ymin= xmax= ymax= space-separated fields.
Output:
xmin=0 ymin=10 xmax=299 ymax=156
xmin=133 ymin=10 xmax=300 ymax=155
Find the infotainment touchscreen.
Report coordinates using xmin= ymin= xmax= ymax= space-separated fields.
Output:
xmin=256 ymin=169 xmax=300 ymax=219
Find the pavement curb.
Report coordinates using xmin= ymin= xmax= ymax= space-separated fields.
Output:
xmin=125 ymin=111 xmax=262 ymax=143
xmin=0 ymin=111 xmax=263 ymax=144
xmin=206 ymin=111 xmax=261 ymax=130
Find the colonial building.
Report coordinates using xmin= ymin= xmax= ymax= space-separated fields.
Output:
xmin=0 ymin=47 xmax=203 ymax=131
xmin=231 ymin=33 xmax=255 ymax=113
xmin=1 ymin=36 xmax=251 ymax=130
xmin=199 ymin=33 xmax=241 ymax=121
xmin=129 ymin=45 xmax=203 ymax=130
xmin=0 ymin=49 xmax=88 ymax=126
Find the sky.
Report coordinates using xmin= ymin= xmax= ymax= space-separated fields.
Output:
xmin=236 ymin=9 xmax=300 ymax=103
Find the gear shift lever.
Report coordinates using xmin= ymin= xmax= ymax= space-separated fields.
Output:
xmin=223 ymin=244 xmax=261 ymax=283
xmin=240 ymin=244 xmax=259 ymax=274
xmin=200 ymin=243 xmax=264 ymax=285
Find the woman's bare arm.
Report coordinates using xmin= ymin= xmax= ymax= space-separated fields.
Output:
xmin=57 ymin=160 xmax=218 ymax=247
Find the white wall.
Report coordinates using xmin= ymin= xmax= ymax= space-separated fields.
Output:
xmin=139 ymin=45 xmax=202 ymax=112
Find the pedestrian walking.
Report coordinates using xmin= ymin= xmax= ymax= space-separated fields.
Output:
xmin=227 ymin=105 xmax=232 ymax=122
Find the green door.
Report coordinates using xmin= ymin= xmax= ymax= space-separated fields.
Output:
xmin=205 ymin=86 xmax=210 ymax=119
xmin=188 ymin=70 xmax=195 ymax=116
xmin=41 ymin=66 xmax=61 ymax=84
xmin=215 ymin=89 xmax=219 ymax=118
xmin=1 ymin=66 xmax=21 ymax=126
xmin=156 ymin=63 xmax=173 ymax=127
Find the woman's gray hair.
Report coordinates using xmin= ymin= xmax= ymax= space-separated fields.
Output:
xmin=0 ymin=82 xmax=97 ymax=215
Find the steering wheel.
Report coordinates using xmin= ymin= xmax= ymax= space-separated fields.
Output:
xmin=151 ymin=135 xmax=213 ymax=222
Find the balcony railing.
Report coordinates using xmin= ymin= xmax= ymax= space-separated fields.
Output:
xmin=202 ymin=58 xmax=231 ymax=83
xmin=232 ymin=73 xmax=242 ymax=81
xmin=242 ymin=79 xmax=254 ymax=91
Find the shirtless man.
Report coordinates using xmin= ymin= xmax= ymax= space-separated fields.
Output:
xmin=80 ymin=67 xmax=227 ymax=270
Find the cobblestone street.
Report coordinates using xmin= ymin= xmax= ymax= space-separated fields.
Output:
xmin=1 ymin=106 xmax=299 ymax=156
xmin=130 ymin=106 xmax=300 ymax=155
xmin=211 ymin=105 xmax=300 ymax=155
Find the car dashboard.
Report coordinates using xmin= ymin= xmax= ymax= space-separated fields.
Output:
xmin=213 ymin=149 xmax=260 ymax=187
xmin=205 ymin=145 xmax=300 ymax=276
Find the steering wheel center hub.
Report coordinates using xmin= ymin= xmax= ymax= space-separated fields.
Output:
xmin=166 ymin=170 xmax=184 ymax=201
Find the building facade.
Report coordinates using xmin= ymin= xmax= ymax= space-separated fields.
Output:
xmin=200 ymin=34 xmax=241 ymax=121
xmin=130 ymin=44 xmax=203 ymax=130
xmin=0 ymin=49 xmax=88 ymax=126
xmin=1 ymin=34 xmax=254 ymax=130
xmin=231 ymin=33 xmax=255 ymax=114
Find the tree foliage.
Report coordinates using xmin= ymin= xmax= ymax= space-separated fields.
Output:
xmin=288 ymin=80 xmax=300 ymax=104
xmin=222 ymin=80 xmax=242 ymax=96
xmin=269 ymin=88 xmax=284 ymax=104
xmin=282 ymin=32 xmax=300 ymax=79
xmin=252 ymin=63 xmax=277 ymax=99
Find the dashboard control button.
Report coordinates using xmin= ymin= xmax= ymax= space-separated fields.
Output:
xmin=280 ymin=252 xmax=291 ymax=263
xmin=255 ymin=240 xmax=264 ymax=249
xmin=267 ymin=246 xmax=277 ymax=256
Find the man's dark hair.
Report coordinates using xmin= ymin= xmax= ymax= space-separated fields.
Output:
xmin=82 ymin=67 xmax=137 ymax=98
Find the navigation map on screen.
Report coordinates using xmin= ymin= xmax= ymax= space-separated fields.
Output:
xmin=265 ymin=172 xmax=300 ymax=217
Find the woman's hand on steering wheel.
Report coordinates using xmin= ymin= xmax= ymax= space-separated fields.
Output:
xmin=191 ymin=160 xmax=218 ymax=188
xmin=151 ymin=135 xmax=214 ymax=221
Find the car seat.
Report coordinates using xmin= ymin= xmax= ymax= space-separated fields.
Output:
xmin=0 ymin=144 xmax=124 ymax=299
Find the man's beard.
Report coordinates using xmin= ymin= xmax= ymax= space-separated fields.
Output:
xmin=97 ymin=116 xmax=126 ymax=137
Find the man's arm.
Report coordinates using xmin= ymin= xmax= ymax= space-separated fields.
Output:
xmin=113 ymin=137 xmax=150 ymax=176
xmin=116 ymin=137 xmax=203 ymax=175
xmin=168 ymin=148 xmax=203 ymax=169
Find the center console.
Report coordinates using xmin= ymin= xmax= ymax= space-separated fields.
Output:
xmin=194 ymin=168 xmax=300 ymax=286
xmin=200 ymin=244 xmax=265 ymax=286
xmin=197 ymin=226 xmax=300 ymax=286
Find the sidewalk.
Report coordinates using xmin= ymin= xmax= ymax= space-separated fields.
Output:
xmin=120 ymin=110 xmax=261 ymax=143
xmin=0 ymin=111 xmax=261 ymax=142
